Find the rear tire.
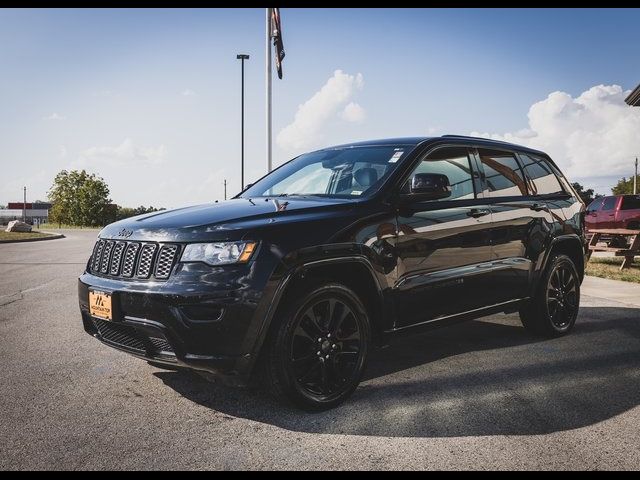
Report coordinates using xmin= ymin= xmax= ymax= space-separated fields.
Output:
xmin=264 ymin=283 xmax=371 ymax=411
xmin=519 ymin=254 xmax=580 ymax=338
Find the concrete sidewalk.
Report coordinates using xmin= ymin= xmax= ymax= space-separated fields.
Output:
xmin=582 ymin=275 xmax=640 ymax=307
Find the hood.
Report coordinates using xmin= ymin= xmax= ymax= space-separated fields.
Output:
xmin=99 ymin=197 xmax=357 ymax=242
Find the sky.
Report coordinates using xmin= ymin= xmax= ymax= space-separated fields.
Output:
xmin=1 ymin=7 xmax=640 ymax=208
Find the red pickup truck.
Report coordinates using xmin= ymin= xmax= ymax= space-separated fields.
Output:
xmin=586 ymin=194 xmax=640 ymax=231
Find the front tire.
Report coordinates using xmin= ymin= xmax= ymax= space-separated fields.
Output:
xmin=264 ymin=283 xmax=371 ymax=411
xmin=519 ymin=254 xmax=580 ymax=337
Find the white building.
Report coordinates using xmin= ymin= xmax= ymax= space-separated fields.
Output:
xmin=0 ymin=209 xmax=49 ymax=225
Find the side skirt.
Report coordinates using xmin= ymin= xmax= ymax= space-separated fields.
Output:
xmin=383 ymin=298 xmax=528 ymax=339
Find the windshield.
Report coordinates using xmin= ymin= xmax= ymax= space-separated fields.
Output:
xmin=240 ymin=145 xmax=413 ymax=199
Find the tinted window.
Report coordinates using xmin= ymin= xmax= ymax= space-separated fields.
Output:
xmin=621 ymin=196 xmax=640 ymax=210
xmin=587 ymin=198 xmax=603 ymax=213
xmin=406 ymin=147 xmax=475 ymax=201
xmin=602 ymin=197 xmax=618 ymax=211
xmin=479 ymin=149 xmax=527 ymax=197
xmin=520 ymin=154 xmax=564 ymax=195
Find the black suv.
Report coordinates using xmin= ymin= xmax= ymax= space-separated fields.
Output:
xmin=79 ymin=136 xmax=586 ymax=410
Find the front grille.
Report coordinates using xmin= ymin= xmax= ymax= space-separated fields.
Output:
xmin=148 ymin=336 xmax=173 ymax=355
xmin=155 ymin=245 xmax=179 ymax=279
xmin=92 ymin=318 xmax=147 ymax=354
xmin=109 ymin=242 xmax=126 ymax=275
xmin=100 ymin=241 xmax=114 ymax=273
xmin=92 ymin=318 xmax=176 ymax=359
xmin=136 ymin=244 xmax=157 ymax=278
xmin=121 ymin=243 xmax=140 ymax=278
xmin=89 ymin=240 xmax=179 ymax=280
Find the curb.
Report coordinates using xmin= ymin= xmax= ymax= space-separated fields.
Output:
xmin=0 ymin=233 xmax=65 ymax=244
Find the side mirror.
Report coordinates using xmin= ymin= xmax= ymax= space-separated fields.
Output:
xmin=408 ymin=173 xmax=451 ymax=200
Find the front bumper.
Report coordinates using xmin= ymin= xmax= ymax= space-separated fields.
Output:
xmin=78 ymin=259 xmax=280 ymax=385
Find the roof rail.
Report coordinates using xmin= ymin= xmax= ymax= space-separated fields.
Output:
xmin=441 ymin=134 xmax=517 ymax=146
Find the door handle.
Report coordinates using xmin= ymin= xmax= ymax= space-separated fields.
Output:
xmin=467 ymin=208 xmax=490 ymax=218
xmin=531 ymin=203 xmax=548 ymax=212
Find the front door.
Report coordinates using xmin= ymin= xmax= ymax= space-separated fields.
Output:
xmin=599 ymin=196 xmax=619 ymax=229
xmin=393 ymin=146 xmax=494 ymax=328
xmin=585 ymin=198 xmax=603 ymax=231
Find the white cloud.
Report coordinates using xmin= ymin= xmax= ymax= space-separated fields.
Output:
xmin=92 ymin=90 xmax=118 ymax=98
xmin=471 ymin=85 xmax=640 ymax=180
xmin=181 ymin=89 xmax=197 ymax=97
xmin=277 ymin=70 xmax=365 ymax=151
xmin=340 ymin=102 xmax=366 ymax=123
xmin=75 ymin=138 xmax=167 ymax=168
xmin=58 ymin=145 xmax=67 ymax=159
xmin=43 ymin=113 xmax=66 ymax=121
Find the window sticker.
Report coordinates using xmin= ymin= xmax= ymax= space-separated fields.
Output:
xmin=389 ymin=151 xmax=404 ymax=163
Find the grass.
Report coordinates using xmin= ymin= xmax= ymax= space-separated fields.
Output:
xmin=586 ymin=256 xmax=640 ymax=284
xmin=38 ymin=223 xmax=101 ymax=230
xmin=0 ymin=230 xmax=57 ymax=241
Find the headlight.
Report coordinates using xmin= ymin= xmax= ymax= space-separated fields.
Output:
xmin=181 ymin=241 xmax=257 ymax=266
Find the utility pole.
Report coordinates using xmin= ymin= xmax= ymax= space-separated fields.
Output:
xmin=23 ymin=186 xmax=26 ymax=223
xmin=237 ymin=54 xmax=250 ymax=189
xmin=224 ymin=179 xmax=227 ymax=201
xmin=635 ymin=158 xmax=638 ymax=195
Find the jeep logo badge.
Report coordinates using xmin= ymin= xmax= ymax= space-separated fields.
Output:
xmin=117 ymin=228 xmax=133 ymax=238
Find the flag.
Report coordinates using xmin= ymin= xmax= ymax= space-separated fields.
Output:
xmin=271 ymin=8 xmax=285 ymax=79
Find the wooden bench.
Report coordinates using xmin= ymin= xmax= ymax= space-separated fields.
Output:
xmin=587 ymin=228 xmax=640 ymax=270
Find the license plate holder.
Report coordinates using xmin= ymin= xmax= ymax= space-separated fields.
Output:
xmin=89 ymin=289 xmax=113 ymax=321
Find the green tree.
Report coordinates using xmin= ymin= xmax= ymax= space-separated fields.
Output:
xmin=0 ymin=204 xmax=5 ymax=210
xmin=48 ymin=170 xmax=112 ymax=227
xmin=612 ymin=176 xmax=640 ymax=195
xmin=115 ymin=205 xmax=165 ymax=221
xmin=571 ymin=182 xmax=600 ymax=204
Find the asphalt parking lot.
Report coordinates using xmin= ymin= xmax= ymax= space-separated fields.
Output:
xmin=1 ymin=230 xmax=639 ymax=470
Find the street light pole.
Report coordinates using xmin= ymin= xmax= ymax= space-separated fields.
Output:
xmin=237 ymin=54 xmax=250 ymax=191
xmin=265 ymin=7 xmax=272 ymax=174
xmin=224 ymin=179 xmax=227 ymax=201
xmin=23 ymin=186 xmax=26 ymax=223
xmin=635 ymin=158 xmax=638 ymax=195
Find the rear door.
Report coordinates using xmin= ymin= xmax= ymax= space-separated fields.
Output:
xmin=619 ymin=195 xmax=640 ymax=229
xmin=475 ymin=148 xmax=545 ymax=304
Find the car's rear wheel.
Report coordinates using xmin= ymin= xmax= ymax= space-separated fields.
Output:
xmin=264 ymin=283 xmax=370 ymax=411
xmin=519 ymin=254 xmax=580 ymax=337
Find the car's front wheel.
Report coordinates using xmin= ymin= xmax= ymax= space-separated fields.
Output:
xmin=264 ymin=283 xmax=371 ymax=411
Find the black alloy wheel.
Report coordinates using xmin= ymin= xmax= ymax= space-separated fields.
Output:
xmin=519 ymin=254 xmax=580 ymax=337
xmin=265 ymin=283 xmax=370 ymax=411
xmin=545 ymin=262 xmax=579 ymax=331
xmin=289 ymin=297 xmax=363 ymax=398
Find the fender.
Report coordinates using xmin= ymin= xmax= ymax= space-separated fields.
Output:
xmin=533 ymin=233 xmax=586 ymax=293
xmin=245 ymin=254 xmax=387 ymax=375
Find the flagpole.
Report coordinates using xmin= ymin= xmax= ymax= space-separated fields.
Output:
xmin=265 ymin=7 xmax=273 ymax=174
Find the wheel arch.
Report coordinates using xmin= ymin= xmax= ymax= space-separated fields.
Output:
xmin=248 ymin=256 xmax=388 ymax=376
xmin=539 ymin=234 xmax=586 ymax=284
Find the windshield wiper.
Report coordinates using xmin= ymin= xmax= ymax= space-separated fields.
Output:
xmin=276 ymin=193 xmax=307 ymax=198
